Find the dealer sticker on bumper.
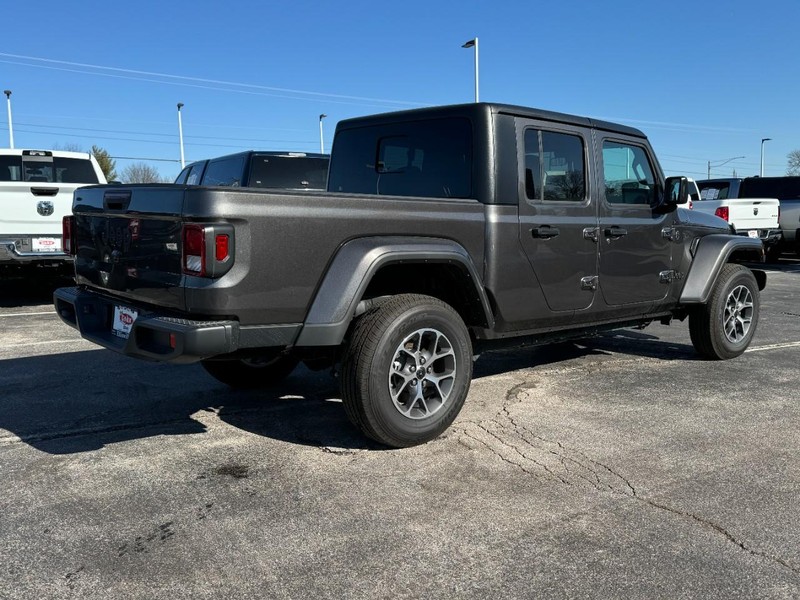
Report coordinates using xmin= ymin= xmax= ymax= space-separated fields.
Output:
xmin=112 ymin=306 xmax=138 ymax=339
xmin=748 ymin=230 xmax=759 ymax=239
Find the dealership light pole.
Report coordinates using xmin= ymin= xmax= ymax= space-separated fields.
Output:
xmin=760 ymin=138 xmax=772 ymax=177
xmin=707 ymin=155 xmax=744 ymax=179
xmin=177 ymin=102 xmax=185 ymax=168
xmin=462 ymin=38 xmax=479 ymax=103
xmin=3 ymin=90 xmax=13 ymax=149
xmin=319 ymin=114 xmax=327 ymax=154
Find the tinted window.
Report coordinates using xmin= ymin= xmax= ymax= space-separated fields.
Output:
xmin=22 ymin=157 xmax=54 ymax=182
xmin=54 ymin=157 xmax=99 ymax=183
xmin=602 ymin=141 xmax=656 ymax=205
xmin=0 ymin=156 xmax=22 ymax=181
xmin=698 ymin=182 xmax=731 ymax=200
xmin=739 ymin=177 xmax=800 ymax=200
xmin=328 ymin=117 xmax=472 ymax=199
xmin=248 ymin=156 xmax=329 ymax=190
xmin=201 ymin=156 xmax=245 ymax=187
xmin=174 ymin=166 xmax=192 ymax=184
xmin=524 ymin=130 xmax=585 ymax=202
xmin=186 ymin=163 xmax=205 ymax=185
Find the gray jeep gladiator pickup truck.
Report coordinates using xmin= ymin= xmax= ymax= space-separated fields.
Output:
xmin=54 ymin=103 xmax=766 ymax=447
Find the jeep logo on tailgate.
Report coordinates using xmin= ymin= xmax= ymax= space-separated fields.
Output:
xmin=36 ymin=200 xmax=54 ymax=216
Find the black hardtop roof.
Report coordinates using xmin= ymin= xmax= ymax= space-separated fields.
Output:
xmin=336 ymin=102 xmax=646 ymax=138
xmin=185 ymin=150 xmax=329 ymax=168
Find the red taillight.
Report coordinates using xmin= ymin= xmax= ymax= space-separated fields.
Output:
xmin=215 ymin=234 xmax=229 ymax=262
xmin=182 ymin=224 xmax=206 ymax=276
xmin=715 ymin=206 xmax=729 ymax=222
xmin=62 ymin=215 xmax=75 ymax=255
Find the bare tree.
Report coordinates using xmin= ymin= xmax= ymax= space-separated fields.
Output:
xmin=788 ymin=150 xmax=800 ymax=176
xmin=52 ymin=142 xmax=85 ymax=152
xmin=121 ymin=162 xmax=168 ymax=183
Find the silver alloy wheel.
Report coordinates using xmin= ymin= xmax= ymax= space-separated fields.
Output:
xmin=388 ymin=328 xmax=457 ymax=420
xmin=723 ymin=284 xmax=754 ymax=343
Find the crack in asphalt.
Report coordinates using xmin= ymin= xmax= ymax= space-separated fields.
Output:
xmin=455 ymin=375 xmax=800 ymax=576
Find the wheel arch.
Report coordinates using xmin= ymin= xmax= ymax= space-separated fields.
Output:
xmin=295 ymin=237 xmax=493 ymax=347
xmin=680 ymin=234 xmax=765 ymax=304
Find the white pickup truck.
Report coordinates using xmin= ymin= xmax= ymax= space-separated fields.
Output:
xmin=689 ymin=178 xmax=782 ymax=260
xmin=0 ymin=149 xmax=107 ymax=272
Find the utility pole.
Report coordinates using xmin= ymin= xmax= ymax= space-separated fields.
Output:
xmin=177 ymin=103 xmax=185 ymax=168
xmin=319 ymin=114 xmax=327 ymax=154
xmin=462 ymin=38 xmax=479 ymax=103
xmin=3 ymin=90 xmax=13 ymax=149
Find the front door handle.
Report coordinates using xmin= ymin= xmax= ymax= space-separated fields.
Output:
xmin=531 ymin=226 xmax=560 ymax=239
xmin=604 ymin=226 xmax=628 ymax=239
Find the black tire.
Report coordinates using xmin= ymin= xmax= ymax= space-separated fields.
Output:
xmin=201 ymin=354 xmax=299 ymax=389
xmin=689 ymin=264 xmax=759 ymax=360
xmin=340 ymin=294 xmax=473 ymax=448
xmin=765 ymin=244 xmax=782 ymax=263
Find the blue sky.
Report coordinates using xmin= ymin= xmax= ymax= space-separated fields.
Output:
xmin=1 ymin=0 xmax=797 ymax=181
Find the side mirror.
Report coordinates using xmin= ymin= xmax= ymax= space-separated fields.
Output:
xmin=664 ymin=176 xmax=688 ymax=206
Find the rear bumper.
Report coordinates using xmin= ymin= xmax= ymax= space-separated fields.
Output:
xmin=54 ymin=286 xmax=240 ymax=364
xmin=54 ymin=286 xmax=301 ymax=364
xmin=1 ymin=237 xmax=70 ymax=264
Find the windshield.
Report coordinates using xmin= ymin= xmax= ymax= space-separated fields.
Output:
xmin=698 ymin=181 xmax=731 ymax=200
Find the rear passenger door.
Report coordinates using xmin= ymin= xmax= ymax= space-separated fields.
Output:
xmin=596 ymin=137 xmax=674 ymax=307
xmin=517 ymin=122 xmax=598 ymax=312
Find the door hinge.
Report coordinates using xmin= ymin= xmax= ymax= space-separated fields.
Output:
xmin=583 ymin=227 xmax=600 ymax=243
xmin=661 ymin=227 xmax=681 ymax=242
xmin=659 ymin=270 xmax=684 ymax=283
xmin=580 ymin=276 xmax=598 ymax=291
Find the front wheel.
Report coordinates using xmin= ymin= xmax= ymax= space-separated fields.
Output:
xmin=689 ymin=264 xmax=760 ymax=359
xmin=201 ymin=354 xmax=299 ymax=389
xmin=341 ymin=294 xmax=473 ymax=448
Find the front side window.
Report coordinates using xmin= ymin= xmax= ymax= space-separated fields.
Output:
xmin=328 ymin=117 xmax=472 ymax=199
xmin=201 ymin=156 xmax=245 ymax=187
xmin=524 ymin=129 xmax=586 ymax=202
xmin=602 ymin=141 xmax=656 ymax=205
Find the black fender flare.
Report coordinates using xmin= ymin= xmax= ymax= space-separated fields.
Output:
xmin=680 ymin=234 xmax=764 ymax=304
xmin=294 ymin=237 xmax=493 ymax=346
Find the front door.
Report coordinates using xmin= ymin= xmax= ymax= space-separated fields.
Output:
xmin=597 ymin=138 xmax=674 ymax=307
xmin=518 ymin=123 xmax=598 ymax=312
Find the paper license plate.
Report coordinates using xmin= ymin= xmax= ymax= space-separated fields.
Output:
xmin=32 ymin=237 xmax=62 ymax=252
xmin=112 ymin=306 xmax=138 ymax=339
xmin=747 ymin=230 xmax=759 ymax=239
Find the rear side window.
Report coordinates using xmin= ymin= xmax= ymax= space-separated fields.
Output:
xmin=602 ymin=141 xmax=657 ymax=206
xmin=328 ymin=117 xmax=472 ymax=199
xmin=249 ymin=156 xmax=329 ymax=190
xmin=524 ymin=129 xmax=586 ymax=202
xmin=174 ymin=166 xmax=192 ymax=184
xmin=0 ymin=156 xmax=22 ymax=181
xmin=201 ymin=156 xmax=245 ymax=187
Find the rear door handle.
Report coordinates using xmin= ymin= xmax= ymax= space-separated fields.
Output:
xmin=531 ymin=226 xmax=560 ymax=239
xmin=604 ymin=226 xmax=628 ymax=239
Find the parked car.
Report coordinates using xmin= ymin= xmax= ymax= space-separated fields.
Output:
xmin=174 ymin=151 xmax=329 ymax=190
xmin=55 ymin=102 xmax=765 ymax=447
xmin=0 ymin=149 xmax=106 ymax=272
xmin=697 ymin=176 xmax=800 ymax=258
xmin=688 ymin=177 xmax=781 ymax=260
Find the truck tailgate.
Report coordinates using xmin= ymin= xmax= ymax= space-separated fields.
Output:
xmin=72 ymin=185 xmax=186 ymax=309
xmin=694 ymin=197 xmax=779 ymax=231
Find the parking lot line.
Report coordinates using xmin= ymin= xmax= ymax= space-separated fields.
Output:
xmin=0 ymin=311 xmax=57 ymax=318
xmin=745 ymin=341 xmax=800 ymax=353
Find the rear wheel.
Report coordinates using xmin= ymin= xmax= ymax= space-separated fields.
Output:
xmin=341 ymin=294 xmax=473 ymax=448
xmin=689 ymin=263 xmax=759 ymax=359
xmin=201 ymin=354 xmax=299 ymax=389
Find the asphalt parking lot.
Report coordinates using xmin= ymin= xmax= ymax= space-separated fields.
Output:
xmin=1 ymin=262 xmax=799 ymax=599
